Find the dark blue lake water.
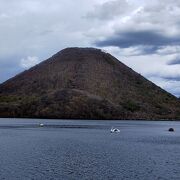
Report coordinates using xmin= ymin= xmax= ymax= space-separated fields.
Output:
xmin=0 ymin=119 xmax=179 ymax=180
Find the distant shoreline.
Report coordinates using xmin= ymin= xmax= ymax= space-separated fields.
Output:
xmin=0 ymin=117 xmax=179 ymax=121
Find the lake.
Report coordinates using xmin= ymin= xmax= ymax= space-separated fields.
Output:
xmin=0 ymin=119 xmax=179 ymax=180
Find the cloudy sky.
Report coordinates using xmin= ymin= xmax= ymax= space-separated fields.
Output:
xmin=0 ymin=0 xmax=180 ymax=97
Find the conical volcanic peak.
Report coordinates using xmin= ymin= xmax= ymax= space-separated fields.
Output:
xmin=0 ymin=47 xmax=179 ymax=120
xmin=51 ymin=47 xmax=103 ymax=60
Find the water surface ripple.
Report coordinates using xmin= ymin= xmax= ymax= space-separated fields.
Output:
xmin=0 ymin=119 xmax=179 ymax=180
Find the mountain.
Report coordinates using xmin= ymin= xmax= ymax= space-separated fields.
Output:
xmin=0 ymin=47 xmax=179 ymax=120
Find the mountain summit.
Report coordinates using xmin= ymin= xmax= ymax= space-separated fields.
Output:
xmin=0 ymin=47 xmax=179 ymax=119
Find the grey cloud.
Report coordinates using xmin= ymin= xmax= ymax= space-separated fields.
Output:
xmin=86 ymin=0 xmax=131 ymax=20
xmin=147 ymin=75 xmax=180 ymax=97
xmin=0 ymin=0 xmax=95 ymax=82
xmin=148 ymin=73 xmax=180 ymax=82
xmin=87 ymin=0 xmax=180 ymax=57
xmin=0 ymin=68 xmax=22 ymax=83
xmin=0 ymin=56 xmax=23 ymax=83
xmin=163 ymin=76 xmax=180 ymax=81
xmin=95 ymin=30 xmax=180 ymax=54
xmin=167 ymin=57 xmax=180 ymax=65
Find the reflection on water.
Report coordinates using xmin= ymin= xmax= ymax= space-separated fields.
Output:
xmin=0 ymin=118 xmax=180 ymax=180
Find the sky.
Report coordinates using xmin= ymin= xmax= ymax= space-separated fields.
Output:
xmin=0 ymin=0 xmax=180 ymax=97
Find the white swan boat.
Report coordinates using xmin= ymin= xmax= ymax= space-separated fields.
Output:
xmin=110 ymin=127 xmax=120 ymax=133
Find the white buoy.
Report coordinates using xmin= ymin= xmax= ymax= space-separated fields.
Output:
xmin=39 ymin=123 xmax=44 ymax=127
